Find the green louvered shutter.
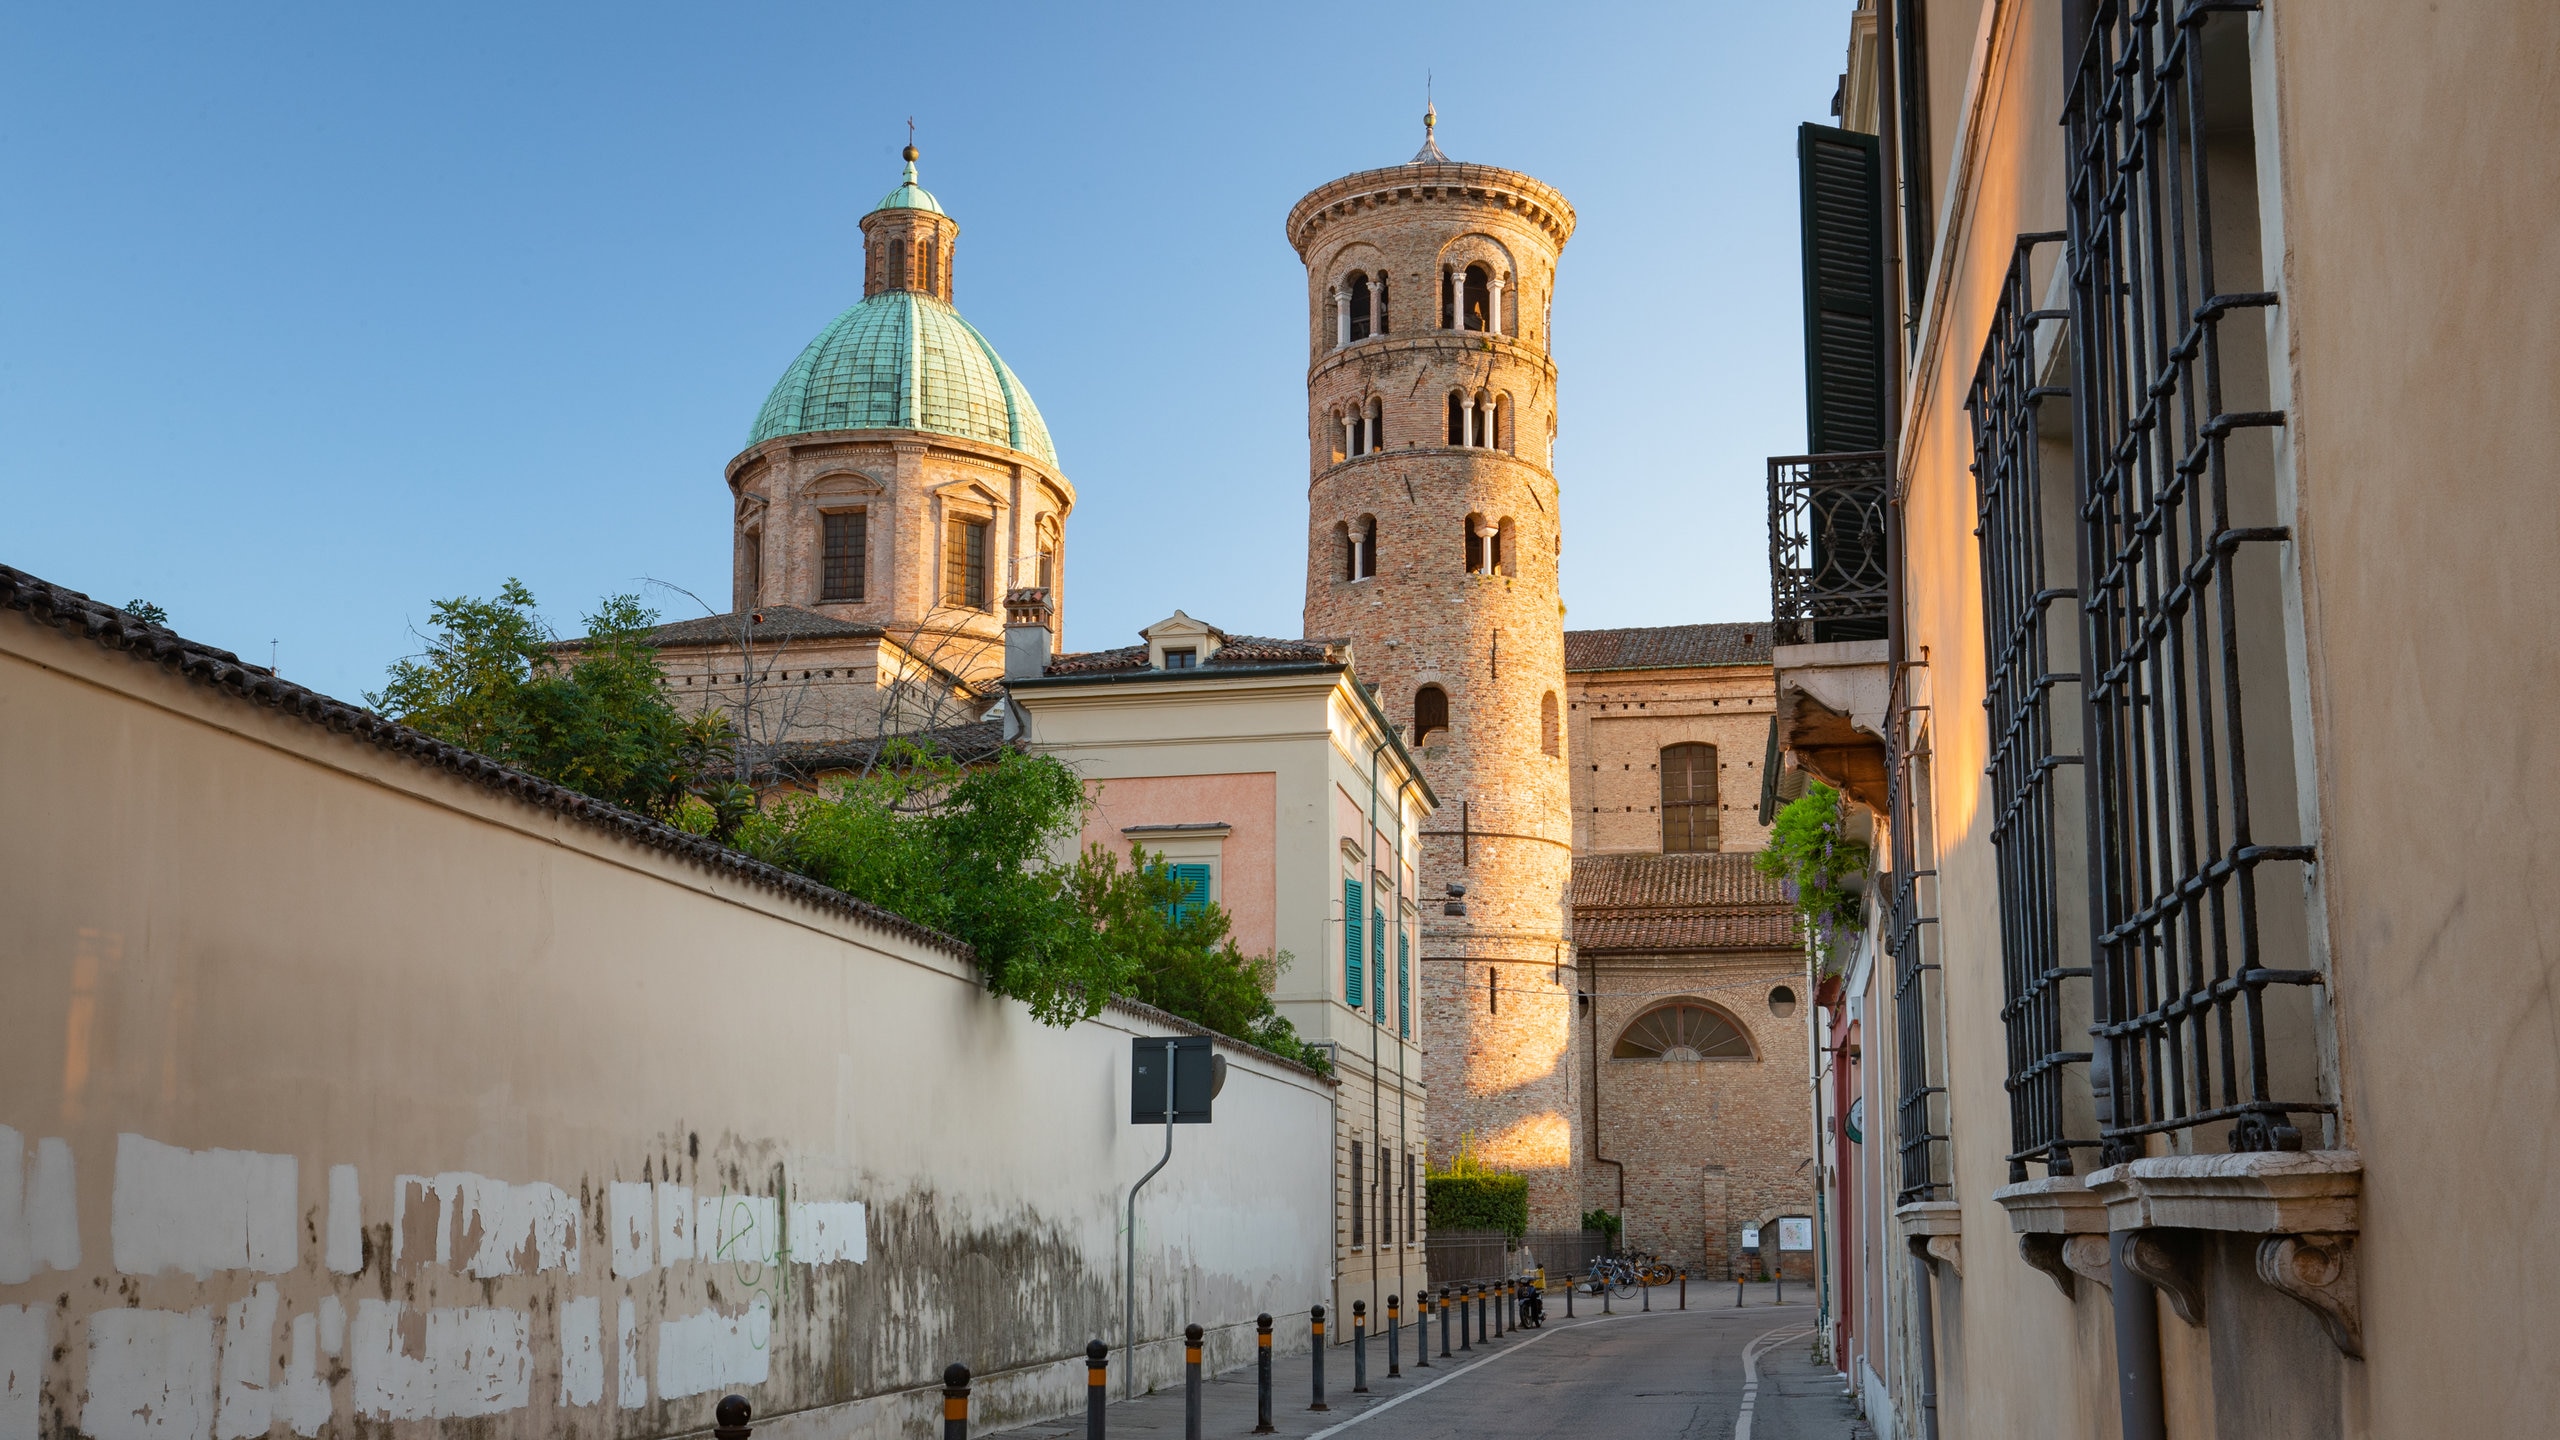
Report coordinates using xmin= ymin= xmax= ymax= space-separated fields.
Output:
xmin=1372 ymin=907 xmax=1387 ymax=1020
xmin=1168 ymin=864 xmax=1210 ymax=923
xmin=1344 ymin=879 xmax=1364 ymax=1006
xmin=1398 ymin=928 xmax=1411 ymax=1038
xmin=1798 ymin=123 xmax=1887 ymax=454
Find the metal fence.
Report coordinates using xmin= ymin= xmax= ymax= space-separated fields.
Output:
xmin=1425 ymin=1229 xmax=1610 ymax=1284
xmin=1768 ymin=450 xmax=1891 ymax=645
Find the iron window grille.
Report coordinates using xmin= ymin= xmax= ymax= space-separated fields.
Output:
xmin=1886 ymin=684 xmax=1948 ymax=1205
xmin=1768 ymin=452 xmax=1892 ymax=645
xmin=2065 ymin=0 xmax=2324 ymax=1159
xmin=1967 ymin=232 xmax=2105 ymax=1181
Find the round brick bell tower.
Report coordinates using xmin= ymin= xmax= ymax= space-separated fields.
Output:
xmin=1287 ymin=109 xmax=1583 ymax=1228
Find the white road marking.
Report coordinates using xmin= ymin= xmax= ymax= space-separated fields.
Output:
xmin=1734 ymin=1324 xmax=1814 ymax=1440
xmin=1300 ymin=1307 xmax=1670 ymax=1439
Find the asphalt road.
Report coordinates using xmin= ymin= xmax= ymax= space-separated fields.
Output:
xmin=990 ymin=1295 xmax=1856 ymax=1440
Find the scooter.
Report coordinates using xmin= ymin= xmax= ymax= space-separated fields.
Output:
xmin=1519 ymin=1281 xmax=1546 ymax=1328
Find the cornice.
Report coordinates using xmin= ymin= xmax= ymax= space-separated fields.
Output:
xmin=726 ymin=427 xmax=1074 ymax=508
xmin=1309 ymin=332 xmax=1557 ymax=387
xmin=1287 ymin=162 xmax=1576 ymax=256
xmin=1310 ymin=445 xmax=1555 ymax=495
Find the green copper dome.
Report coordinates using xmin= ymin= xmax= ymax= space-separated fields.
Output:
xmin=747 ymin=291 xmax=1057 ymax=465
xmin=873 ymin=158 xmax=945 ymax=215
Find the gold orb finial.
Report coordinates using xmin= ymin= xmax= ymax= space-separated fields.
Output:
xmin=903 ymin=143 xmax=919 ymax=162
xmin=1425 ymin=101 xmax=1436 ymax=134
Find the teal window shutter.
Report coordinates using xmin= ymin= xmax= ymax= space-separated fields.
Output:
xmin=1372 ymin=907 xmax=1387 ymax=1019
xmin=1398 ymin=928 xmax=1411 ymax=1038
xmin=1167 ymin=864 xmax=1211 ymax=923
xmin=1343 ymin=879 xmax=1364 ymax=1006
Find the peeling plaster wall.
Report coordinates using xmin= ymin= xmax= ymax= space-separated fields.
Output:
xmin=0 ymin=618 xmax=1333 ymax=1440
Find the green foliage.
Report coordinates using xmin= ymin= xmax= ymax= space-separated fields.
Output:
xmin=1425 ymin=1134 xmax=1529 ymax=1239
xmin=1753 ymin=780 xmax=1871 ymax=968
xmin=122 ymin=600 xmax=168 ymax=627
xmin=369 ymin=581 xmax=736 ymax=822
xmin=1581 ymin=1208 xmax=1624 ymax=1244
xmin=1070 ymin=844 xmax=1329 ymax=1073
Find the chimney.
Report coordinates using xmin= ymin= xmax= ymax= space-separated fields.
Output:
xmin=1003 ymin=587 xmax=1054 ymax=683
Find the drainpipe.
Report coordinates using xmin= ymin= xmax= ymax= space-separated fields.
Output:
xmin=1586 ymin=996 xmax=1625 ymax=1222
xmin=1808 ymin=948 xmax=1832 ymax=1353
xmin=1908 ymin=1248 xmax=1941 ymax=1440
xmin=2109 ymin=1233 xmax=2166 ymax=1440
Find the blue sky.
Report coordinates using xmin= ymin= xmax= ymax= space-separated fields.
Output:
xmin=1 ymin=2 xmax=1847 ymax=704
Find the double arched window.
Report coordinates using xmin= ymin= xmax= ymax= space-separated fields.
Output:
xmin=1444 ymin=391 xmax=1510 ymax=450
xmin=1613 ymin=1001 xmax=1754 ymax=1061
xmin=1463 ymin=514 xmax=1514 ymax=576
xmin=1339 ymin=516 xmax=1377 ymax=582
xmin=1336 ymin=397 xmax=1384 ymax=461
xmin=1442 ymin=263 xmax=1505 ymax=333
xmin=1413 ymin=684 xmax=1450 ymax=744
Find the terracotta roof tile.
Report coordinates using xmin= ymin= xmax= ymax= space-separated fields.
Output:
xmin=639 ymin=606 xmax=886 ymax=646
xmin=1041 ymin=635 xmax=1343 ymax=677
xmin=1573 ymin=911 xmax=1803 ymax=952
xmin=1570 ymin=852 xmax=1799 ymax=954
xmin=1564 ymin=622 xmax=1772 ymax=673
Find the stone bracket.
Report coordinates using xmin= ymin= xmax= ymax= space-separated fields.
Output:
xmin=2018 ymin=1234 xmax=2074 ymax=1297
xmin=2061 ymin=1234 xmax=2113 ymax=1290
xmin=2257 ymin=1232 xmax=2362 ymax=1359
xmin=2123 ymin=1230 xmax=2206 ymax=1328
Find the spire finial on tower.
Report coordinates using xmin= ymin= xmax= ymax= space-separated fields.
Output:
xmin=1411 ymin=79 xmax=1451 ymax=164
xmin=904 ymin=116 xmax=918 ymax=165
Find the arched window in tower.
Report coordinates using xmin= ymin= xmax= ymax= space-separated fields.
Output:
xmin=1614 ymin=1001 xmax=1755 ymax=1061
xmin=886 ymin=240 xmax=907 ymax=292
xmin=1348 ymin=272 xmax=1373 ymax=341
xmin=1355 ymin=515 xmax=1378 ymax=580
xmin=1335 ymin=521 xmax=1356 ymax=581
xmin=1373 ymin=273 xmax=1389 ymax=334
xmin=1463 ymin=264 xmax=1491 ymax=331
xmin=1447 ymin=392 xmax=1466 ymax=446
xmin=1495 ymin=392 xmax=1515 ymax=453
xmin=921 ymin=237 xmax=939 ymax=295
xmin=1496 ymin=517 xmax=1518 ymax=577
xmin=1330 ymin=409 xmax=1348 ymax=465
xmin=1365 ymin=396 xmax=1384 ymax=453
xmin=1464 ymin=512 xmax=1487 ymax=573
xmin=1661 ymin=742 xmax=1721 ymax=853
xmin=1541 ymin=691 xmax=1560 ymax=756
xmin=1035 ymin=515 xmax=1059 ymax=593
xmin=1413 ymin=684 xmax=1450 ymax=744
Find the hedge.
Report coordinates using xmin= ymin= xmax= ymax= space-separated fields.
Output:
xmin=1425 ymin=1171 xmax=1528 ymax=1240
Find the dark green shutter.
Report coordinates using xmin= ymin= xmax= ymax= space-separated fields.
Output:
xmin=1344 ymin=879 xmax=1364 ymax=1006
xmin=1398 ymin=928 xmax=1411 ymax=1038
xmin=1168 ymin=864 xmax=1210 ymax=923
xmin=1372 ymin=907 xmax=1387 ymax=1019
xmin=1798 ymin=123 xmax=1888 ymax=454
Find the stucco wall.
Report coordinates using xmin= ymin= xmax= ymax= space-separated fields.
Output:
xmin=0 ymin=611 xmax=1333 ymax=1440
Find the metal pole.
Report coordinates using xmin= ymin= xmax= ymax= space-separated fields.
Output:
xmin=1387 ymin=1294 xmax=1401 ymax=1377
xmin=1603 ymin=1278 xmax=1612 ymax=1315
xmin=1680 ymin=1269 xmax=1687 ymax=1310
xmin=1308 ymin=1306 xmax=1328 ymax=1412
xmin=1352 ymin=1301 xmax=1368 ymax=1393
xmin=1477 ymin=1284 xmax=1489 ymax=1339
xmin=1566 ymin=1274 xmax=1575 ymax=1319
xmin=1085 ymin=1341 xmax=1108 ymax=1440
xmin=1124 ymin=1039 xmax=1177 ymax=1399
xmin=941 ymin=1364 xmax=971 ymax=1440
xmin=1439 ymin=1288 xmax=1452 ymax=1357
xmin=1911 ymin=1252 xmax=1942 ymax=1440
xmin=1414 ymin=1292 xmax=1430 ymax=1368
xmin=1183 ymin=1324 xmax=1203 ymax=1440
xmin=1249 ymin=1306 xmax=1269 ymax=1424
xmin=1642 ymin=1273 xmax=1651 ymax=1312
xmin=1458 ymin=1287 xmax=1472 ymax=1351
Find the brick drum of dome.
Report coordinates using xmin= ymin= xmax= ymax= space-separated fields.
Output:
xmin=1287 ymin=119 xmax=1584 ymax=1229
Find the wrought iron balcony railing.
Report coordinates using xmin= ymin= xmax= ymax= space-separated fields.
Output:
xmin=1768 ymin=451 xmax=1891 ymax=647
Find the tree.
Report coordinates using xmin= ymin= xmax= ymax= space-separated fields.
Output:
xmin=122 ymin=600 xmax=168 ymax=627
xmin=369 ymin=581 xmax=735 ymax=822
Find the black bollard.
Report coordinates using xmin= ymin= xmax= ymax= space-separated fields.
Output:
xmin=941 ymin=1363 xmax=971 ymax=1440
xmin=1387 ymin=1294 xmax=1401 ymax=1377
xmin=1352 ymin=1301 xmax=1369 ymax=1394
xmin=1680 ymin=1269 xmax=1688 ymax=1310
xmin=1415 ymin=1291 xmax=1431 ymax=1368
xmin=1253 ymin=1315 xmax=1274 ymax=1434
xmin=714 ymin=1395 xmax=752 ymax=1440
xmin=1604 ymin=1276 xmax=1613 ymax=1314
xmin=1439 ymin=1287 xmax=1453 ymax=1357
xmin=1309 ymin=1306 xmax=1328 ymax=1412
xmin=1458 ymin=1286 xmax=1472 ymax=1352
xmin=1566 ymin=1273 xmax=1575 ymax=1319
xmin=1777 ymin=1271 xmax=1785 ymax=1305
xmin=1184 ymin=1324 xmax=1204 ymax=1440
xmin=1506 ymin=1280 xmax=1517 ymax=1332
xmin=1736 ymin=1278 xmax=1745 ymax=1309
xmin=1477 ymin=1285 xmax=1489 ymax=1340
xmin=1496 ymin=1281 xmax=1507 ymax=1336
xmin=1086 ymin=1341 xmax=1108 ymax=1440
xmin=1643 ymin=1271 xmax=1651 ymax=1311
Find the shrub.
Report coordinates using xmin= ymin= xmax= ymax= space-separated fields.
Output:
xmin=1425 ymin=1136 xmax=1528 ymax=1239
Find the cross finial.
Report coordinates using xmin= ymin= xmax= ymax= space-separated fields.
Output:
xmin=903 ymin=117 xmax=918 ymax=164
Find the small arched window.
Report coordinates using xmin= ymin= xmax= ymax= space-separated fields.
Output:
xmin=1373 ymin=274 xmax=1389 ymax=334
xmin=1540 ymin=691 xmax=1560 ymax=756
xmin=1414 ymin=685 xmax=1450 ymax=743
xmin=1446 ymin=392 xmax=1465 ymax=446
xmin=1348 ymin=272 xmax=1373 ymax=341
xmin=921 ymin=237 xmax=938 ymax=294
xmin=1355 ymin=515 xmax=1378 ymax=580
xmin=1495 ymin=392 xmax=1515 ymax=453
xmin=1495 ymin=517 xmax=1517 ymax=577
xmin=1336 ymin=520 xmax=1356 ymax=582
xmin=1463 ymin=264 xmax=1491 ymax=331
xmin=1614 ymin=1002 xmax=1754 ymax=1061
xmin=1662 ymin=742 xmax=1720 ymax=853
xmin=1330 ymin=409 xmax=1348 ymax=465
xmin=1367 ymin=396 xmax=1385 ymax=453
xmin=1464 ymin=513 xmax=1488 ymax=574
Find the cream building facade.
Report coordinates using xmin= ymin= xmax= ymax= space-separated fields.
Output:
xmin=999 ymin=600 xmax=1435 ymax=1328
xmin=1782 ymin=3 xmax=2560 ymax=1438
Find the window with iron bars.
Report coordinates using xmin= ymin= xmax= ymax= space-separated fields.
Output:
xmin=2065 ymin=0 xmax=2325 ymax=1161
xmin=1967 ymin=232 xmax=2104 ymax=1182
xmin=1887 ymin=693 xmax=1947 ymax=1205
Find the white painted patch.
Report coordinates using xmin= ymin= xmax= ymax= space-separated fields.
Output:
xmin=82 ymin=1306 xmax=217 ymax=1440
xmin=349 ymin=1300 xmax=531 ymax=1421
xmin=325 ymin=1165 xmax=361 ymax=1275
xmin=1 ymin=1304 xmax=48 ymax=1440
xmin=615 ymin=1299 xmax=644 ymax=1409
xmin=696 ymin=1193 xmax=778 ymax=1268
xmin=215 ymin=1282 xmax=276 ymax=1439
xmin=111 ymin=1135 xmax=297 ymax=1279
xmin=316 ymin=1297 xmax=344 ymax=1358
xmin=0 ymin=1129 xmax=25 ymax=1284
xmin=557 ymin=1297 xmax=602 ymax=1407
xmin=652 ymin=1297 xmax=771 ymax=1400
xmin=608 ymin=1182 xmax=653 ymax=1278
xmin=788 ymin=1200 xmax=867 ymax=1264
xmin=30 ymin=1139 xmax=76 ymax=1274
xmin=654 ymin=1182 xmax=694 ymax=1264
xmin=276 ymin=1312 xmax=331 ymax=1437
xmin=392 ymin=1173 xmax=580 ymax=1277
